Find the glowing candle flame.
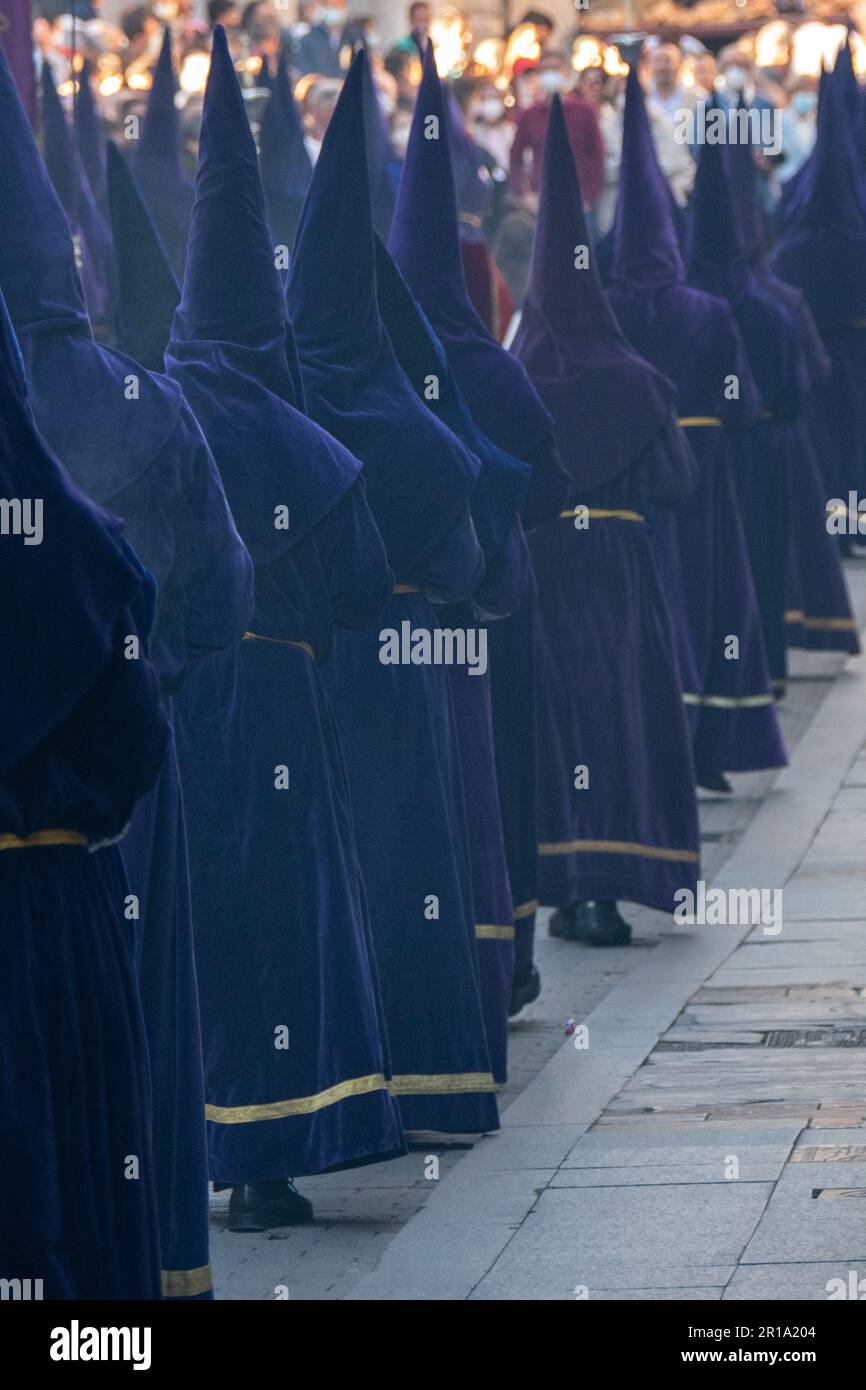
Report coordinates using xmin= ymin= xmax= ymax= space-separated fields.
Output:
xmin=792 ymin=22 xmax=848 ymax=77
xmin=504 ymin=21 xmax=541 ymax=77
xmin=431 ymin=10 xmax=469 ymax=77
xmin=754 ymin=20 xmax=791 ymax=70
xmin=179 ymin=52 xmax=211 ymax=94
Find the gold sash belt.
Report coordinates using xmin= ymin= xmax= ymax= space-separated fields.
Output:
xmin=0 ymin=829 xmax=88 ymax=850
xmin=243 ymin=631 xmax=315 ymax=660
xmin=678 ymin=416 xmax=721 ymax=428
xmin=559 ymin=508 xmax=645 ymax=523
xmin=393 ymin=584 xmax=420 ymax=594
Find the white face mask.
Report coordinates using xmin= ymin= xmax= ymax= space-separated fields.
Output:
xmin=724 ymin=65 xmax=748 ymax=91
xmin=378 ymin=93 xmax=395 ymax=116
xmin=479 ymin=95 xmax=504 ymax=121
xmin=539 ymin=69 xmax=565 ymax=95
xmin=322 ymin=7 xmax=344 ymax=26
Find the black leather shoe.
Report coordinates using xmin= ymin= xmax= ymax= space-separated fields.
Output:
xmin=569 ymin=900 xmax=632 ymax=948
xmin=509 ymin=962 xmax=541 ymax=1017
xmin=549 ymin=904 xmax=578 ymax=940
xmin=228 ymin=1179 xmax=314 ymax=1232
xmin=696 ymin=767 xmax=732 ymax=794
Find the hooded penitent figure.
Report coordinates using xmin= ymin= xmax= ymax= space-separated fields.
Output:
xmin=608 ymin=68 xmax=786 ymax=788
xmin=74 ymin=59 xmax=108 ymax=215
xmin=41 ymin=60 xmax=115 ymax=334
xmin=106 ymin=140 xmax=180 ymax=372
xmin=390 ymin=46 xmax=570 ymax=980
xmin=513 ymin=97 xmax=701 ymax=944
xmin=725 ymin=128 xmax=859 ymax=660
xmin=132 ymin=27 xmax=194 ymax=278
xmin=689 ymin=119 xmax=843 ymax=694
xmin=0 ymin=290 xmax=167 ymax=1298
xmin=165 ymin=28 xmax=404 ymax=1227
xmin=258 ymin=50 xmax=312 ymax=252
xmin=773 ymin=63 xmax=866 ymax=550
xmin=288 ymin=51 xmax=501 ymax=1133
xmin=0 ymin=45 xmax=254 ymax=1298
xmin=375 ymin=232 xmax=533 ymax=1061
xmin=360 ymin=45 xmax=399 ymax=240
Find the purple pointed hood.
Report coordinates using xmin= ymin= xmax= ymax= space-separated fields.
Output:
xmin=287 ymin=48 xmax=481 ymax=578
xmin=166 ymin=26 xmax=362 ymax=563
xmin=772 ymin=63 xmax=866 ymax=328
xmin=389 ymin=44 xmax=565 ymax=517
xmin=74 ymin=59 xmax=107 ymax=209
xmin=513 ymin=96 xmax=675 ymax=492
xmin=611 ymin=65 xmax=684 ymax=292
xmin=41 ymin=59 xmax=115 ymax=327
xmin=131 ymin=27 xmax=194 ymax=276
xmin=0 ymin=45 xmax=184 ymax=502
xmin=258 ymin=50 xmax=312 ymax=250
xmin=106 ymin=141 xmax=179 ymax=372
xmin=686 ymin=112 xmax=751 ymax=305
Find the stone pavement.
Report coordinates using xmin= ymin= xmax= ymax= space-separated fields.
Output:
xmin=211 ymin=563 xmax=866 ymax=1301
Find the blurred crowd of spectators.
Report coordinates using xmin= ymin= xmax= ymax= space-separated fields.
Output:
xmin=31 ymin=1 xmax=823 ymax=299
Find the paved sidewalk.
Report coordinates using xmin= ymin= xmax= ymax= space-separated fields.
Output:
xmin=212 ymin=564 xmax=866 ymax=1300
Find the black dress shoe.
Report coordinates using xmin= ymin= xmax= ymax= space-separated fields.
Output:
xmin=227 ymin=1179 xmax=314 ymax=1233
xmin=696 ymin=767 xmax=732 ymax=794
xmin=549 ymin=904 xmax=578 ymax=940
xmin=569 ymin=900 xmax=632 ymax=947
xmin=509 ymin=962 xmax=541 ymax=1017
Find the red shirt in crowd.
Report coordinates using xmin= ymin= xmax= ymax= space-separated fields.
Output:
xmin=509 ymin=93 xmax=605 ymax=207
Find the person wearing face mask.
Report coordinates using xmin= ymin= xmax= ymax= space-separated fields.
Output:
xmin=392 ymin=2 xmax=432 ymax=59
xmin=509 ymin=51 xmax=604 ymax=213
xmin=471 ymin=81 xmax=514 ymax=172
xmin=715 ymin=47 xmax=779 ymax=141
xmin=292 ymin=0 xmax=349 ymax=76
xmin=779 ymin=79 xmax=818 ymax=185
xmin=389 ymin=103 xmax=413 ymax=160
xmin=342 ymin=14 xmax=382 ymax=56
xmin=647 ymin=42 xmax=690 ymax=123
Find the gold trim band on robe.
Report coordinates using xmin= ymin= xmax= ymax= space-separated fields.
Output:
xmin=388 ymin=1072 xmax=496 ymax=1095
xmin=242 ymin=631 xmax=315 ymax=661
xmin=784 ymin=609 xmax=858 ymax=633
xmin=559 ymin=508 xmax=645 ymax=523
xmin=513 ymin=898 xmax=539 ymax=920
xmin=393 ymin=584 xmax=421 ymax=594
xmin=205 ymin=1073 xmax=389 ymax=1124
xmin=678 ymin=416 xmax=722 ymax=428
xmin=206 ymin=1070 xmax=498 ymax=1122
xmin=682 ymin=691 xmax=775 ymax=709
xmin=161 ymin=1264 xmax=213 ymax=1299
xmin=0 ymin=829 xmax=88 ymax=850
xmin=475 ymin=923 xmax=516 ymax=940
xmin=539 ymin=837 xmax=699 ymax=864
